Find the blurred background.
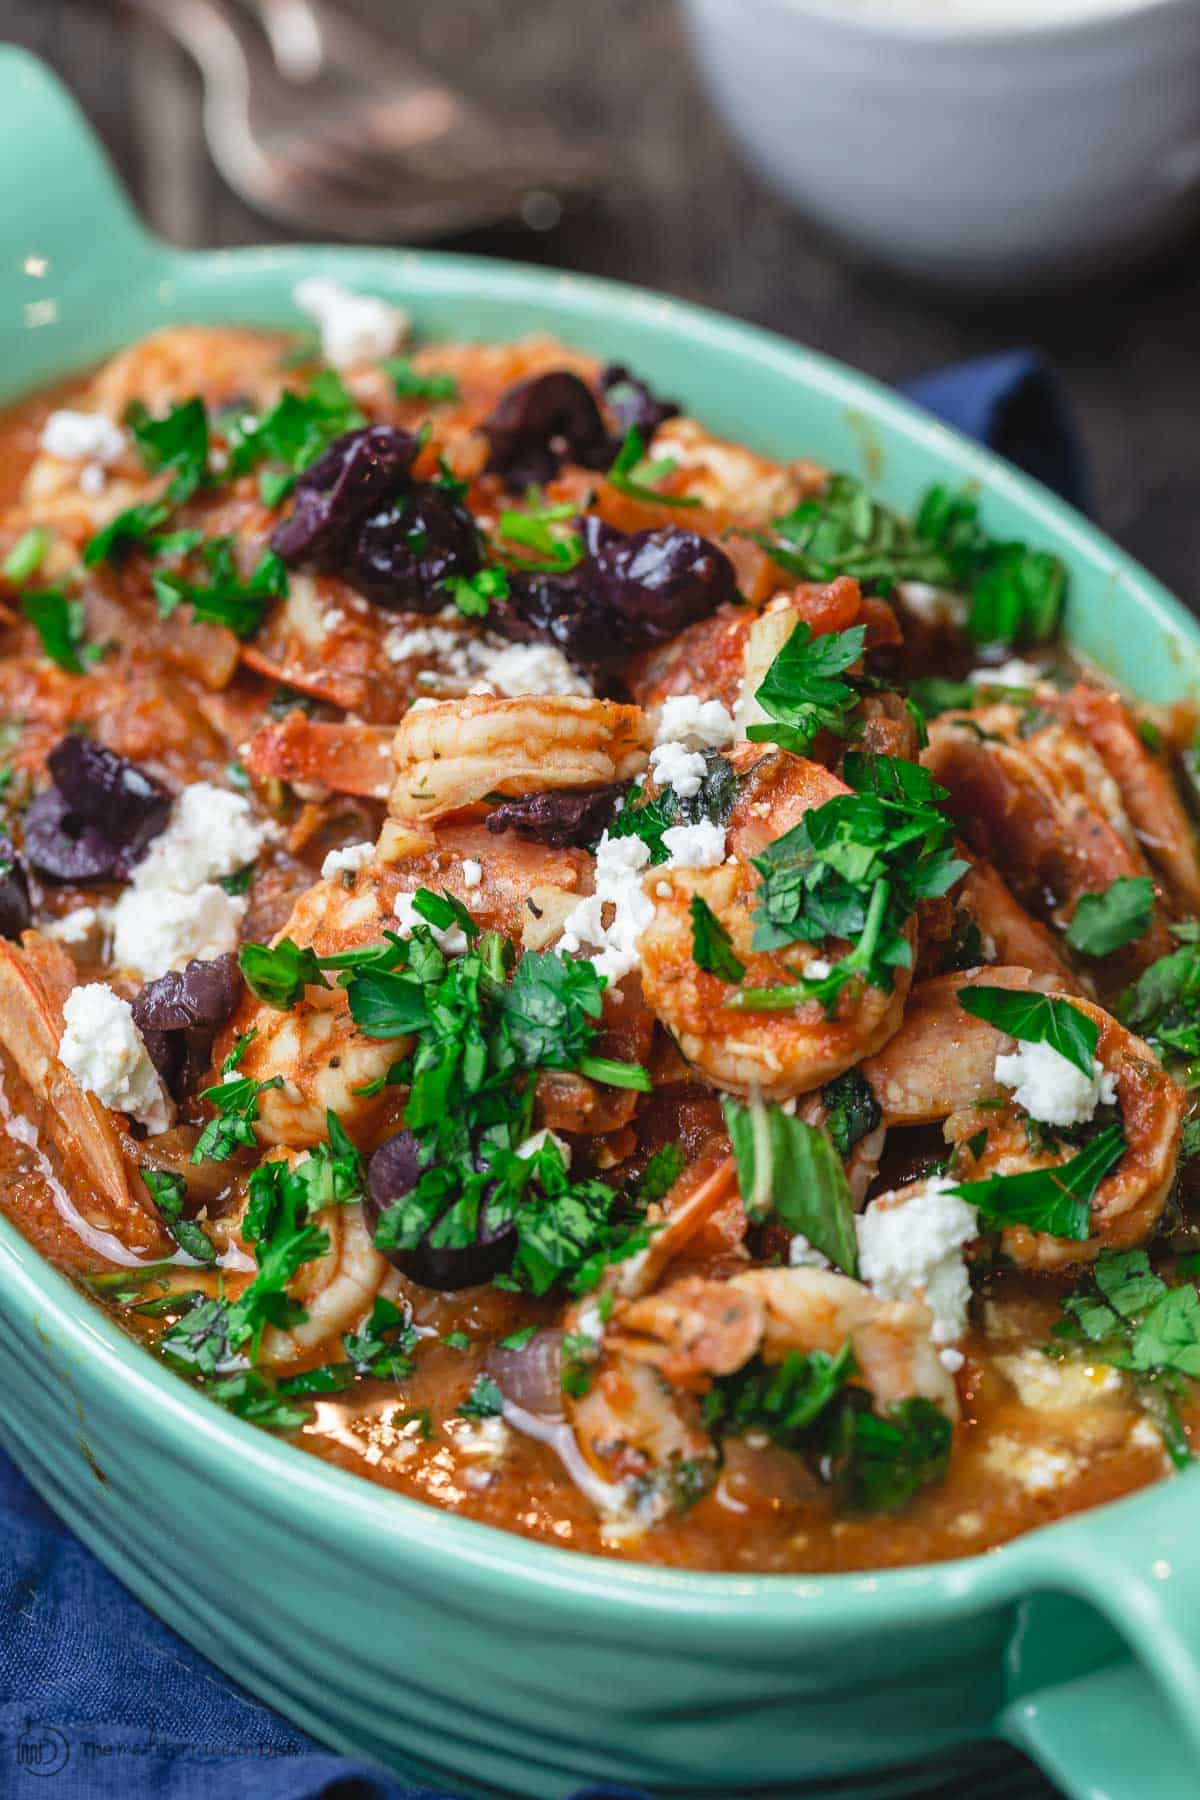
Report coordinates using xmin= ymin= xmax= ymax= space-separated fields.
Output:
xmin=2 ymin=0 xmax=1199 ymax=593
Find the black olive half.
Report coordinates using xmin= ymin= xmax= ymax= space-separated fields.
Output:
xmin=365 ymin=1129 xmax=517 ymax=1291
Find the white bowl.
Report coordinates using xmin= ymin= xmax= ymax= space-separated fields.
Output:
xmin=680 ymin=0 xmax=1200 ymax=289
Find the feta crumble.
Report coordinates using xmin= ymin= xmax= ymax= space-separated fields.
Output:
xmin=40 ymin=409 xmax=126 ymax=467
xmin=320 ymin=840 xmax=376 ymax=881
xmin=788 ymin=1232 xmax=831 ymax=1269
xmin=655 ymin=696 xmax=735 ymax=750
xmin=59 ymin=983 xmax=172 ymax=1135
xmin=109 ymin=782 xmax=271 ymax=981
xmin=558 ymin=831 xmax=654 ymax=983
xmin=857 ymin=1175 xmax=979 ymax=1346
xmin=393 ymin=890 xmax=470 ymax=955
xmin=292 ymin=276 xmax=407 ymax=369
xmin=993 ymin=1037 xmax=1117 ymax=1128
xmin=660 ymin=819 xmax=727 ymax=869
xmin=42 ymin=905 xmax=101 ymax=946
xmin=474 ymin=641 xmax=590 ymax=698
xmin=460 ymin=858 xmax=483 ymax=889
xmin=970 ymin=657 xmax=1046 ymax=689
xmin=649 ymin=740 xmax=706 ymax=798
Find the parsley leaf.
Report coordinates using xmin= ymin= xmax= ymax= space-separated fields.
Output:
xmin=703 ymin=1344 xmax=855 ymax=1447
xmin=497 ymin=949 xmax=606 ymax=1068
xmin=689 ymin=894 xmax=746 ymax=983
xmin=383 ymin=357 xmax=460 ymax=403
xmin=152 ymin=537 xmax=288 ymax=638
xmin=191 ymin=1071 xmax=283 ymax=1164
xmin=496 ymin=499 xmax=583 ymax=573
xmin=751 ymin=476 xmax=947 ymax=592
xmin=824 ymin=1393 xmax=953 ymax=1512
xmin=951 ymin=1123 xmax=1126 ymax=1239
xmin=724 ymin=1095 xmax=859 ymax=1276
xmin=1119 ymin=932 xmax=1200 ymax=1062
xmin=21 ymin=588 xmax=103 ymax=674
xmin=226 ymin=371 xmax=363 ymax=503
xmin=238 ymin=938 xmax=329 ymax=1010
xmin=745 ymin=623 xmax=865 ymax=757
xmin=607 ymin=425 xmax=700 ymax=508
xmin=821 ymin=1069 xmax=881 ymax=1161
xmin=142 ymin=1169 xmax=217 ymax=1266
xmin=1065 ymin=876 xmax=1155 ymax=957
xmin=458 ymin=1373 xmax=504 ymax=1419
xmin=3 ymin=526 xmax=48 ymax=584
xmin=635 ymin=1143 xmax=686 ymax=1202
xmin=442 ymin=565 xmax=509 ymax=618
xmin=956 ymin=985 xmax=1098 ymax=1078
xmin=127 ymin=395 xmax=210 ymax=497
xmin=609 ymin=751 xmax=737 ymax=865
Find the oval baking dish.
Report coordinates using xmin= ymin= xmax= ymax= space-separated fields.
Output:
xmin=2 ymin=47 xmax=1200 ymax=1800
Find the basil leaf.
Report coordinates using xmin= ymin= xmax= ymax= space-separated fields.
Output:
xmin=723 ymin=1095 xmax=859 ymax=1277
xmin=956 ymin=985 xmax=1098 ymax=1078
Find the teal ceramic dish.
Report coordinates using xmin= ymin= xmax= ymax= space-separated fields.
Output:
xmin=3 ymin=47 xmax=1200 ymax=1800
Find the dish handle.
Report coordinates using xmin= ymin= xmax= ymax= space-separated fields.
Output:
xmin=0 ymin=48 xmax=162 ymax=348
xmin=997 ymin=1515 xmax=1200 ymax=1798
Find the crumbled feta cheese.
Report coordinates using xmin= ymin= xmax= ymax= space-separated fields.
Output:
xmin=460 ymin=858 xmax=483 ymax=889
xmin=40 ymin=409 xmax=125 ymax=466
xmin=42 ymin=905 xmax=101 ymax=946
xmin=393 ymin=890 xmax=469 ymax=954
xmin=806 ymin=957 xmax=831 ymax=980
xmin=320 ymin=840 xmax=375 ymax=881
xmin=59 ymin=983 xmax=172 ymax=1134
xmin=984 ymin=1436 xmax=1081 ymax=1495
xmin=111 ymin=883 xmax=247 ymax=982
xmin=454 ymin=1415 xmax=511 ymax=1459
xmin=655 ymin=696 xmax=735 ymax=750
xmin=323 ymin=608 xmax=345 ymax=632
xmin=475 ymin=641 xmax=590 ymax=698
xmin=649 ymin=740 xmax=706 ymax=798
xmin=107 ymin=781 xmax=271 ymax=981
xmin=385 ymin=623 xmax=466 ymax=666
xmin=661 ymin=820 xmax=727 ymax=869
xmin=1130 ymin=1416 xmax=1167 ymax=1454
xmin=134 ymin=782 xmax=270 ymax=892
xmin=895 ymin=581 xmax=966 ymax=629
xmin=994 ymin=1037 xmax=1117 ymax=1128
xmin=788 ymin=1232 xmax=831 ymax=1269
xmin=292 ymin=276 xmax=407 ymax=369
xmin=996 ymin=1346 xmax=1122 ymax=1410
xmin=970 ymin=657 xmax=1045 ymax=689
xmin=515 ymin=1128 xmax=572 ymax=1167
xmin=78 ymin=462 xmax=108 ymax=497
xmin=857 ymin=1175 xmax=978 ymax=1346
xmin=558 ymin=831 xmax=654 ymax=983
xmin=939 ymin=1348 xmax=965 ymax=1374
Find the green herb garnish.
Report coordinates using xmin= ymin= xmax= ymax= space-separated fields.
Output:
xmin=689 ymin=894 xmax=746 ymax=983
xmin=724 ymin=1094 xmax=859 ymax=1276
xmin=1065 ymin=876 xmax=1155 ymax=957
xmin=956 ymin=985 xmax=1098 ymax=1078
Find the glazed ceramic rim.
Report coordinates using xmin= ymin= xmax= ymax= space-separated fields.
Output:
xmin=737 ymin=0 xmax=1194 ymax=48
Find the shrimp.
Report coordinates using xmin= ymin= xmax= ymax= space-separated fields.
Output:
xmin=388 ymin=694 xmax=650 ymax=826
xmin=257 ymin=1199 xmax=394 ymax=1367
xmin=1062 ymin=680 xmax=1200 ymax=914
xmin=607 ymin=1265 xmax=958 ymax=1417
xmin=924 ymin=698 xmax=1174 ymax=970
xmin=955 ymin=858 xmax=1075 ymax=983
xmin=638 ymin=753 xmax=912 ymax=1100
xmin=947 ymin=997 xmax=1184 ymax=1271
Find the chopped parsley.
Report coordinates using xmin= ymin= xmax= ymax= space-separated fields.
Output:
xmin=723 ymin=1094 xmax=859 ymax=1276
xmin=443 ymin=565 xmax=509 ymax=618
xmin=744 ymin=623 xmax=865 ymax=757
xmin=703 ymin=1344 xmax=855 ymax=1447
xmin=141 ymin=1169 xmax=217 ymax=1267
xmin=496 ymin=498 xmax=583 ymax=573
xmin=458 ymin=1373 xmax=505 ymax=1420
xmin=152 ymin=537 xmax=288 ymax=638
xmin=226 ymin=370 xmax=364 ymax=505
xmin=732 ymin=754 xmax=965 ymax=1016
xmin=635 ymin=1143 xmax=686 ymax=1202
xmin=824 ymin=1392 xmax=954 ymax=1512
xmin=1119 ymin=925 xmax=1200 ymax=1063
xmin=955 ymin=985 xmax=1098 ymax=1078
xmin=1064 ymin=876 xmax=1155 ymax=957
xmin=191 ymin=1070 xmax=283 ymax=1164
xmin=383 ymin=357 xmax=460 ymax=404
xmin=689 ymin=894 xmax=746 ymax=983
xmin=3 ymin=526 xmax=49 ymax=584
xmin=950 ymin=1123 xmax=1126 ymax=1239
xmin=238 ymin=938 xmax=328 ymax=1009
xmin=20 ymin=588 xmax=104 ymax=674
xmin=609 ymin=751 xmax=737 ymax=865
xmin=85 ymin=396 xmax=212 ymax=565
xmin=606 ymin=426 xmax=700 ymax=508
xmin=821 ymin=1069 xmax=881 ymax=1162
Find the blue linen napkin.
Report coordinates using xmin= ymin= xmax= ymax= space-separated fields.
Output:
xmin=0 ymin=348 xmax=1075 ymax=1800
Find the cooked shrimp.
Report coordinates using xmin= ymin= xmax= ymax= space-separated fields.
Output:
xmin=924 ymin=699 xmax=1173 ymax=970
xmin=388 ymin=694 xmax=650 ymax=826
xmin=258 ymin=1200 xmax=392 ymax=1366
xmin=947 ymin=997 xmax=1184 ymax=1270
xmin=639 ymin=754 xmax=912 ymax=1100
xmin=860 ymin=965 xmax=1067 ymax=1127
xmin=957 ymin=858 xmax=1075 ymax=983
xmin=609 ymin=1265 xmax=958 ymax=1418
xmin=1063 ymin=680 xmax=1200 ymax=913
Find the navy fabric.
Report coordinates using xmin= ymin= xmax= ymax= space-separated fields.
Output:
xmin=0 ymin=347 xmax=1081 ymax=1800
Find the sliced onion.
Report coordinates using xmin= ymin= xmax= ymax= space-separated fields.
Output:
xmin=486 ymin=1328 xmax=564 ymax=1419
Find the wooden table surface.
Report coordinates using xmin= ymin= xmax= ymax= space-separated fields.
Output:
xmin=3 ymin=4 xmax=1179 ymax=1795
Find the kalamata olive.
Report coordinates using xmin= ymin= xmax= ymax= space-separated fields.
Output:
xmin=581 ymin=515 xmax=737 ymax=644
xmin=23 ymin=787 xmax=126 ymax=884
xmin=483 ymin=371 xmax=614 ymax=490
xmin=600 ymin=363 xmax=680 ymax=439
xmin=131 ymin=953 xmax=242 ymax=1032
xmin=0 ymin=834 xmax=31 ymax=940
xmin=271 ymin=425 xmax=418 ymax=565
xmin=488 ymin=566 xmax=615 ymax=673
xmin=365 ymin=1129 xmax=517 ymax=1291
xmin=485 ymin=783 xmax=623 ymax=848
xmin=47 ymin=736 xmax=171 ymax=856
xmin=349 ymin=483 xmax=482 ymax=612
xmin=132 ymin=954 xmax=243 ymax=1099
